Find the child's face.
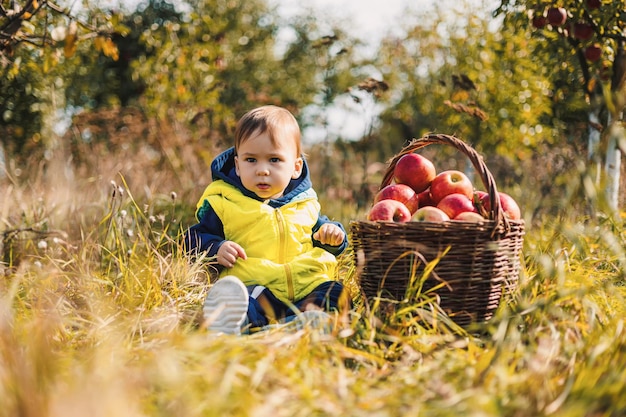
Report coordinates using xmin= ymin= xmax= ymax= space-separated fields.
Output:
xmin=234 ymin=130 xmax=303 ymax=200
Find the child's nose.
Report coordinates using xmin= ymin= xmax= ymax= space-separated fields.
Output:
xmin=257 ymin=166 xmax=270 ymax=176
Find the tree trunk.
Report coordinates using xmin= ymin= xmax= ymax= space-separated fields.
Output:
xmin=606 ymin=38 xmax=626 ymax=213
xmin=0 ymin=143 xmax=5 ymax=179
xmin=605 ymin=120 xmax=622 ymax=212
xmin=588 ymin=110 xmax=602 ymax=185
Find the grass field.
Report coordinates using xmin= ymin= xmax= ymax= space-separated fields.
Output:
xmin=2 ymin=167 xmax=626 ymax=417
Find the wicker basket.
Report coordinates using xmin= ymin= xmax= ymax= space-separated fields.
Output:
xmin=350 ymin=134 xmax=525 ymax=327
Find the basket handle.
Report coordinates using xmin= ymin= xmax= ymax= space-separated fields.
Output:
xmin=380 ymin=133 xmax=510 ymax=234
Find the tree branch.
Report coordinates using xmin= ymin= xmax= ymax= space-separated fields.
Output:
xmin=0 ymin=0 xmax=116 ymax=58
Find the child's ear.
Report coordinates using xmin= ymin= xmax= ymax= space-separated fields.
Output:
xmin=234 ymin=155 xmax=240 ymax=176
xmin=292 ymin=157 xmax=303 ymax=179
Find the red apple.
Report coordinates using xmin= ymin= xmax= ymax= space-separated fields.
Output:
xmin=532 ymin=15 xmax=547 ymax=29
xmin=393 ymin=153 xmax=436 ymax=194
xmin=429 ymin=170 xmax=474 ymax=204
xmin=453 ymin=211 xmax=485 ymax=222
xmin=572 ymin=22 xmax=594 ymax=40
xmin=547 ymin=7 xmax=567 ymax=27
xmin=417 ymin=188 xmax=435 ymax=208
xmin=584 ymin=44 xmax=602 ymax=62
xmin=374 ymin=183 xmax=419 ymax=214
xmin=412 ymin=206 xmax=450 ymax=222
xmin=368 ymin=199 xmax=412 ymax=222
xmin=586 ymin=0 xmax=601 ymax=9
xmin=480 ymin=192 xmax=521 ymax=220
xmin=437 ymin=193 xmax=477 ymax=220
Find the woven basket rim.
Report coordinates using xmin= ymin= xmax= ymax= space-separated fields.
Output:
xmin=349 ymin=217 xmax=525 ymax=240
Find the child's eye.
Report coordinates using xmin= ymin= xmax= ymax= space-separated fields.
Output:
xmin=245 ymin=158 xmax=256 ymax=163
xmin=270 ymin=157 xmax=280 ymax=163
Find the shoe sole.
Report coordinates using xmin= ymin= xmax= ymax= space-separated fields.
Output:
xmin=203 ymin=275 xmax=249 ymax=335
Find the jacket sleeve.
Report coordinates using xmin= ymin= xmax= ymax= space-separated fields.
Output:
xmin=312 ymin=214 xmax=348 ymax=256
xmin=183 ymin=203 xmax=226 ymax=257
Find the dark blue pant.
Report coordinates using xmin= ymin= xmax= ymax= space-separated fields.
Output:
xmin=246 ymin=281 xmax=349 ymax=329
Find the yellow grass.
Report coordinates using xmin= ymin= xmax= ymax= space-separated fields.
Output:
xmin=2 ymin=166 xmax=626 ymax=417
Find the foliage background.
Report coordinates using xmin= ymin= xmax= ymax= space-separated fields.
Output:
xmin=2 ymin=0 xmax=626 ymax=415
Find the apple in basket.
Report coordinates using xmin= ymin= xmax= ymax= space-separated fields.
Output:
xmin=412 ymin=206 xmax=450 ymax=222
xmin=393 ymin=153 xmax=436 ymax=194
xmin=453 ymin=211 xmax=486 ymax=222
xmin=374 ymin=184 xmax=419 ymax=214
xmin=430 ymin=170 xmax=474 ymax=204
xmin=437 ymin=193 xmax=477 ymax=219
xmin=368 ymin=199 xmax=412 ymax=222
xmin=479 ymin=192 xmax=521 ymax=220
xmin=417 ymin=188 xmax=435 ymax=208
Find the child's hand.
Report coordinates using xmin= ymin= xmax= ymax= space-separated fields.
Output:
xmin=216 ymin=241 xmax=247 ymax=268
xmin=313 ymin=223 xmax=345 ymax=247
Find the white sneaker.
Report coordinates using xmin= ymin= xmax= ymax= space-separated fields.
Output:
xmin=203 ymin=275 xmax=249 ymax=335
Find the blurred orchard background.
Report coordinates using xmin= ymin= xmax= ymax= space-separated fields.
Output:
xmin=2 ymin=0 xmax=626 ymax=415
xmin=2 ymin=0 xmax=625 ymax=227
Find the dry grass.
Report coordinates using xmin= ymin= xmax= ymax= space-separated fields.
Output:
xmin=2 ymin=147 xmax=626 ymax=417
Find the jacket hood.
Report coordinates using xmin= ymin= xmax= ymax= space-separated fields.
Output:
xmin=210 ymin=147 xmax=314 ymax=207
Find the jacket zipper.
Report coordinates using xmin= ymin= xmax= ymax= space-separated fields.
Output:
xmin=275 ymin=209 xmax=294 ymax=301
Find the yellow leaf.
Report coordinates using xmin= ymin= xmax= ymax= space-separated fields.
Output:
xmin=94 ymin=36 xmax=105 ymax=52
xmin=451 ymin=90 xmax=469 ymax=102
xmin=64 ymin=33 xmax=77 ymax=58
xmin=102 ymin=38 xmax=119 ymax=61
xmin=587 ymin=78 xmax=597 ymax=94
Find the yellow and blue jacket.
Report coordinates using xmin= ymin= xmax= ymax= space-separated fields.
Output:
xmin=185 ymin=147 xmax=347 ymax=304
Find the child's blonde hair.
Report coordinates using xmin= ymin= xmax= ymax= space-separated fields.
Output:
xmin=234 ymin=106 xmax=302 ymax=156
